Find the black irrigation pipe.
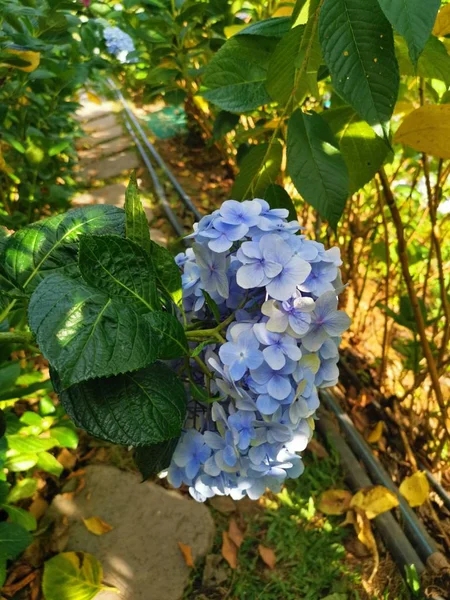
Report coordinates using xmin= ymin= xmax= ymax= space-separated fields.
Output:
xmin=419 ymin=461 xmax=450 ymax=512
xmin=107 ymin=78 xmax=202 ymax=221
xmin=320 ymin=388 xmax=450 ymax=575
xmin=317 ymin=409 xmax=426 ymax=578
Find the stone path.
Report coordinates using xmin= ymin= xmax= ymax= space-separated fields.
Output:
xmin=73 ymin=94 xmax=166 ymax=245
xmin=49 ymin=466 xmax=215 ymax=600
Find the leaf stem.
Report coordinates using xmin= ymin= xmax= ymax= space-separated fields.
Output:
xmin=0 ymin=330 xmax=33 ymax=345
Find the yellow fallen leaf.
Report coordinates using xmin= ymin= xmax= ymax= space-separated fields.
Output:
xmin=399 ymin=471 xmax=429 ymax=508
xmin=82 ymin=516 xmax=113 ymax=536
xmin=221 ymin=531 xmax=238 ymax=569
xmin=318 ymin=489 xmax=352 ymax=515
xmin=394 ymin=105 xmax=450 ymax=159
xmin=6 ymin=49 xmax=40 ymax=72
xmin=258 ymin=544 xmax=276 ymax=569
xmin=433 ymin=3 xmax=450 ymax=37
xmin=353 ymin=508 xmax=379 ymax=582
xmin=86 ymin=91 xmax=102 ymax=105
xmin=366 ymin=421 xmax=383 ymax=444
xmin=350 ymin=486 xmax=399 ymax=519
xmin=177 ymin=542 xmax=195 ymax=568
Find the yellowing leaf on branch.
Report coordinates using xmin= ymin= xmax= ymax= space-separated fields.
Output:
xmin=350 ymin=486 xmax=399 ymax=519
xmin=42 ymin=552 xmax=117 ymax=600
xmin=82 ymin=516 xmax=113 ymax=536
xmin=366 ymin=421 xmax=384 ymax=444
xmin=433 ymin=4 xmax=450 ymax=37
xmin=178 ymin=542 xmax=195 ymax=568
xmin=5 ymin=49 xmax=40 ymax=72
xmin=258 ymin=544 xmax=276 ymax=569
xmin=394 ymin=105 xmax=450 ymax=159
xmin=399 ymin=471 xmax=429 ymax=507
xmin=318 ymin=489 xmax=352 ymax=515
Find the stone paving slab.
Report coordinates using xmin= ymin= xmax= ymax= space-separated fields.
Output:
xmin=83 ymin=114 xmax=120 ymax=134
xmin=79 ymin=137 xmax=131 ymax=163
xmin=75 ymin=100 xmax=117 ymax=123
xmin=49 ymin=466 xmax=215 ymax=600
xmin=78 ymin=150 xmax=140 ymax=183
xmin=77 ymin=125 xmax=125 ymax=150
xmin=72 ymin=183 xmax=154 ymax=222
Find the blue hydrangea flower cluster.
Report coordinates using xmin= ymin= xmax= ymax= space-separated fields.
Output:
xmin=103 ymin=26 xmax=135 ymax=63
xmin=167 ymin=199 xmax=350 ymax=502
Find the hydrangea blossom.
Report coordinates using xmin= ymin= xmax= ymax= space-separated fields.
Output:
xmin=166 ymin=198 xmax=350 ymax=502
xmin=103 ymin=26 xmax=135 ymax=63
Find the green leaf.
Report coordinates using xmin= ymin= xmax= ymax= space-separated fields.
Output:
xmin=78 ymin=234 xmax=158 ymax=311
xmin=145 ymin=312 xmax=188 ymax=359
xmin=3 ymin=505 xmax=37 ymax=532
xmin=37 ymin=451 xmax=63 ymax=476
xmin=213 ymin=111 xmax=240 ymax=139
xmin=0 ymin=362 xmax=20 ymax=393
xmin=202 ymin=290 xmax=221 ymax=324
xmin=202 ymin=36 xmax=278 ymax=113
xmin=50 ymin=426 xmax=78 ymax=449
xmin=149 ymin=241 xmax=182 ymax=307
xmin=190 ymin=340 xmax=216 ymax=358
xmin=395 ymin=35 xmax=450 ymax=87
xmin=7 ymin=478 xmax=38 ymax=503
xmin=29 ymin=274 xmax=158 ymax=389
xmin=377 ymin=0 xmax=440 ymax=66
xmin=319 ymin=0 xmax=399 ymax=137
xmin=6 ymin=454 xmax=38 ymax=472
xmin=264 ymin=184 xmax=298 ymax=222
xmin=232 ymin=141 xmax=283 ymax=200
xmin=0 ymin=379 xmax=53 ymax=403
xmin=1 ymin=205 xmax=125 ymax=294
xmin=237 ymin=17 xmax=291 ymax=38
xmin=267 ymin=6 xmax=322 ymax=105
xmin=43 ymin=552 xmax=115 ymax=600
xmin=134 ymin=437 xmax=179 ymax=481
xmin=125 ymin=172 xmax=151 ymax=255
xmin=0 ymin=522 xmax=32 ymax=560
xmin=323 ymin=106 xmax=390 ymax=193
xmin=287 ymin=110 xmax=349 ymax=229
xmin=0 ymin=482 xmax=9 ymax=504
xmin=48 ymin=140 xmax=71 ymax=157
xmin=56 ymin=363 xmax=186 ymax=447
xmin=7 ymin=434 xmax=59 ymax=454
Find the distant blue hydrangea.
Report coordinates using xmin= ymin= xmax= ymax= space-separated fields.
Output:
xmin=103 ymin=26 xmax=135 ymax=63
xmin=165 ymin=198 xmax=350 ymax=502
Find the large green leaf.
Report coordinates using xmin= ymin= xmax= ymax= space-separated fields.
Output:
xmin=149 ymin=241 xmax=182 ymax=307
xmin=377 ymin=0 xmax=440 ymax=66
xmin=319 ymin=0 xmax=399 ymax=137
xmin=0 ymin=521 xmax=32 ymax=560
xmin=237 ymin=17 xmax=291 ymax=38
xmin=232 ymin=141 xmax=283 ymax=200
xmin=78 ymin=234 xmax=158 ymax=310
xmin=202 ymin=36 xmax=278 ymax=113
xmin=264 ymin=184 xmax=298 ymax=222
xmin=28 ymin=274 xmax=158 ymax=389
xmin=1 ymin=205 xmax=125 ymax=293
xmin=145 ymin=312 xmax=188 ymax=359
xmin=7 ymin=434 xmax=59 ymax=454
xmin=43 ymin=552 xmax=114 ymax=600
xmin=124 ymin=172 xmax=151 ymax=255
xmin=56 ymin=363 xmax=186 ymax=446
xmin=134 ymin=437 xmax=179 ymax=481
xmin=3 ymin=505 xmax=37 ymax=532
xmin=323 ymin=106 xmax=390 ymax=193
xmin=267 ymin=3 xmax=322 ymax=105
xmin=287 ymin=110 xmax=349 ymax=229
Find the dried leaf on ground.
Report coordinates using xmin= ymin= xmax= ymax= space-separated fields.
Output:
xmin=307 ymin=437 xmax=329 ymax=458
xmin=350 ymin=486 xmax=399 ymax=519
xmin=178 ymin=542 xmax=195 ymax=568
xmin=208 ymin=496 xmax=236 ymax=513
xmin=319 ymin=489 xmax=352 ymax=515
xmin=228 ymin=518 xmax=244 ymax=548
xmin=258 ymin=544 xmax=276 ymax=569
xmin=221 ymin=531 xmax=238 ymax=569
xmin=28 ymin=496 xmax=48 ymax=520
xmin=354 ymin=508 xmax=379 ymax=582
xmin=2 ymin=571 xmax=36 ymax=595
xmin=57 ymin=448 xmax=77 ymax=470
xmin=366 ymin=421 xmax=384 ymax=443
xmin=50 ymin=516 xmax=70 ymax=553
xmin=399 ymin=471 xmax=429 ymax=507
xmin=83 ymin=516 xmax=113 ymax=536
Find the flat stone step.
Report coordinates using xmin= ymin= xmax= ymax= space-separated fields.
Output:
xmin=77 ymin=125 xmax=125 ymax=150
xmin=48 ymin=465 xmax=215 ymax=600
xmin=75 ymin=100 xmax=117 ymax=123
xmin=72 ymin=183 xmax=154 ymax=222
xmin=83 ymin=114 xmax=120 ymax=134
xmin=79 ymin=137 xmax=131 ymax=163
xmin=78 ymin=150 xmax=140 ymax=183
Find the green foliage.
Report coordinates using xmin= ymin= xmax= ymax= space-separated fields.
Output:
xmin=135 ymin=437 xmax=180 ymax=481
xmin=232 ymin=142 xmax=283 ymax=200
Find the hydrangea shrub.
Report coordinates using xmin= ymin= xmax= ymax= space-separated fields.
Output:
xmin=0 ymin=177 xmax=349 ymax=502
xmin=103 ymin=26 xmax=135 ymax=63
xmin=166 ymin=198 xmax=350 ymax=501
